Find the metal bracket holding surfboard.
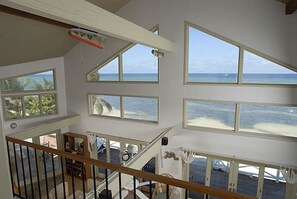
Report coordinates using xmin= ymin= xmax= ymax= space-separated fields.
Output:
xmin=68 ymin=28 xmax=106 ymax=49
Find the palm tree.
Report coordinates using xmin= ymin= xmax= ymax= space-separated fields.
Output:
xmin=3 ymin=77 xmax=31 ymax=118
xmin=3 ymin=77 xmax=31 ymax=92
xmin=89 ymin=71 xmax=113 ymax=115
xmin=33 ymin=77 xmax=54 ymax=90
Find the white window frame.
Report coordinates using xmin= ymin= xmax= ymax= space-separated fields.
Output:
xmin=184 ymin=21 xmax=297 ymax=86
xmin=1 ymin=69 xmax=58 ymax=120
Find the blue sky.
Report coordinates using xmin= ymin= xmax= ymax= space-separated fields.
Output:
xmin=98 ymin=44 xmax=157 ymax=74
xmin=189 ymin=27 xmax=294 ymax=74
xmin=97 ymin=27 xmax=295 ymax=75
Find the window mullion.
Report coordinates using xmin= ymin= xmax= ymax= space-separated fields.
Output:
xmin=234 ymin=103 xmax=240 ymax=132
xmin=237 ymin=47 xmax=244 ymax=84
xmin=119 ymin=54 xmax=123 ymax=82
xmin=257 ymin=166 xmax=265 ymax=199
xmin=120 ymin=96 xmax=124 ymax=119
xmin=39 ymin=94 xmax=43 ymax=115
xmin=21 ymin=95 xmax=26 ymax=118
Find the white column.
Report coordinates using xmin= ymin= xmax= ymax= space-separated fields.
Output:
xmin=0 ymin=111 xmax=13 ymax=198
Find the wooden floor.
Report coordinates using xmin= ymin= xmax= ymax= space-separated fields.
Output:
xmin=189 ymin=158 xmax=286 ymax=199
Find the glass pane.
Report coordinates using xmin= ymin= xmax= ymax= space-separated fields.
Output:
xmin=89 ymin=95 xmax=120 ymax=117
xmin=237 ymin=164 xmax=259 ymax=196
xmin=123 ymin=97 xmax=158 ymax=122
xmin=4 ymin=96 xmax=23 ymax=119
xmin=2 ymin=70 xmax=54 ymax=92
xmin=39 ymin=133 xmax=58 ymax=173
xmin=186 ymin=100 xmax=236 ymax=130
xmin=243 ymin=51 xmax=297 ymax=85
xmin=97 ymin=137 xmax=107 ymax=174
xmin=239 ymin=104 xmax=297 ymax=137
xmin=188 ymin=27 xmax=239 ymax=83
xmin=41 ymin=94 xmax=57 ymax=115
xmin=110 ymin=140 xmax=121 ymax=165
xmin=210 ymin=159 xmax=230 ymax=199
xmin=142 ymin=157 xmax=155 ymax=173
xmin=189 ymin=156 xmax=207 ymax=199
xmin=262 ymin=167 xmax=286 ymax=199
xmin=24 ymin=95 xmax=40 ymax=116
xmin=89 ymin=57 xmax=119 ymax=81
xmin=122 ymin=44 xmax=158 ymax=82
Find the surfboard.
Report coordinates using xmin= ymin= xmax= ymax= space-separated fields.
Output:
xmin=68 ymin=28 xmax=106 ymax=49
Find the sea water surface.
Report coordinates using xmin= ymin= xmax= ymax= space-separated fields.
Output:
xmin=32 ymin=73 xmax=297 ymax=137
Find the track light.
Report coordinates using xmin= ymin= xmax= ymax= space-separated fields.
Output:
xmin=151 ymin=49 xmax=164 ymax=58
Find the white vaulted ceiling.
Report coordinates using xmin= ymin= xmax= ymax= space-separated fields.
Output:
xmin=0 ymin=0 xmax=131 ymax=67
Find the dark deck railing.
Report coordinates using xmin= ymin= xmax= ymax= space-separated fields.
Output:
xmin=6 ymin=136 xmax=258 ymax=199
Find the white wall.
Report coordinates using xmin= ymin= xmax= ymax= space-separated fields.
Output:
xmin=0 ymin=57 xmax=68 ymax=135
xmin=64 ymin=0 xmax=297 ymax=167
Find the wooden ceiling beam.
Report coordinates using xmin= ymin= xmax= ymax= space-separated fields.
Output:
xmin=0 ymin=4 xmax=74 ymax=29
xmin=286 ymin=0 xmax=297 ymax=14
xmin=0 ymin=0 xmax=174 ymax=52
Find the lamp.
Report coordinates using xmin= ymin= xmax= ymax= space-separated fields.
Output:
xmin=280 ymin=167 xmax=297 ymax=184
xmin=151 ymin=49 xmax=164 ymax=58
xmin=181 ymin=149 xmax=195 ymax=164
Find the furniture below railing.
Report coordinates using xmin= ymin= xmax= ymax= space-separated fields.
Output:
xmin=6 ymin=135 xmax=258 ymax=199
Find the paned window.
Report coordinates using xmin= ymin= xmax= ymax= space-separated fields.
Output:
xmin=1 ymin=70 xmax=57 ymax=120
xmin=87 ymin=27 xmax=159 ymax=82
xmin=89 ymin=94 xmax=158 ymax=123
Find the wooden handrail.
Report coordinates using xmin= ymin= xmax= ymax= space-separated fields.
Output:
xmin=6 ymin=136 xmax=257 ymax=199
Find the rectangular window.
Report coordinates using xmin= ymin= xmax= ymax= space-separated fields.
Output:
xmin=89 ymin=94 xmax=158 ymax=123
xmin=187 ymin=25 xmax=239 ymax=83
xmin=185 ymin=100 xmax=236 ymax=130
xmin=210 ymin=159 xmax=230 ymax=192
xmin=89 ymin=95 xmax=121 ymax=117
xmin=262 ymin=167 xmax=286 ymax=199
xmin=4 ymin=96 xmax=23 ymax=119
xmin=189 ymin=155 xmax=207 ymax=199
xmin=2 ymin=70 xmax=55 ymax=92
xmin=237 ymin=164 xmax=259 ymax=196
xmin=24 ymin=95 xmax=40 ymax=116
xmin=123 ymin=96 xmax=158 ymax=122
xmin=239 ymin=104 xmax=297 ymax=138
xmin=1 ymin=70 xmax=58 ymax=120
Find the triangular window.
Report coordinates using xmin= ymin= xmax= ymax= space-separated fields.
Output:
xmin=242 ymin=51 xmax=297 ymax=85
xmin=87 ymin=26 xmax=159 ymax=82
xmin=88 ymin=57 xmax=119 ymax=81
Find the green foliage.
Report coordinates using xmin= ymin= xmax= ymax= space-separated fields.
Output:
xmin=34 ymin=78 xmax=54 ymax=90
xmin=3 ymin=78 xmax=31 ymax=92
xmin=4 ymin=97 xmax=23 ymax=119
xmin=3 ymin=78 xmax=56 ymax=119
xmin=41 ymin=94 xmax=56 ymax=114
xmin=24 ymin=96 xmax=40 ymax=116
xmin=88 ymin=72 xmax=113 ymax=115
xmin=95 ymin=98 xmax=112 ymax=115
xmin=89 ymin=71 xmax=100 ymax=81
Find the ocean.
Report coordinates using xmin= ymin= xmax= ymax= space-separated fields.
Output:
xmin=97 ymin=73 xmax=297 ymax=84
xmin=29 ymin=73 xmax=297 ymax=136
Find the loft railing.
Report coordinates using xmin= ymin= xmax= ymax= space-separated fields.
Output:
xmin=6 ymin=135 xmax=258 ymax=199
